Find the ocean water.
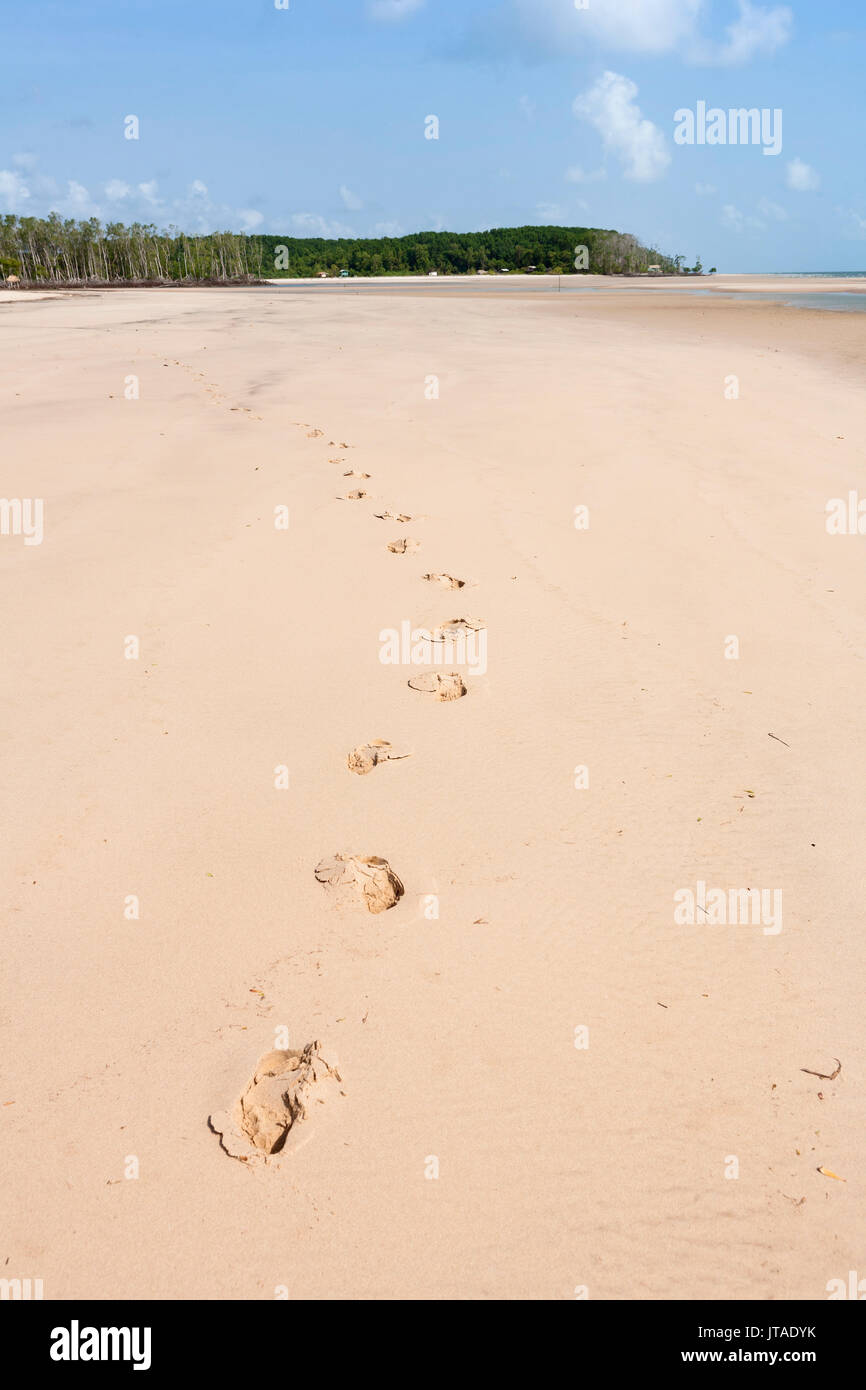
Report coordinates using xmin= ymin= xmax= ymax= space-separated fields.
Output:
xmin=270 ymin=274 xmax=866 ymax=312
xmin=719 ymin=290 xmax=866 ymax=312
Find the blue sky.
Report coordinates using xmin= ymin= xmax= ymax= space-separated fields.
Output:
xmin=0 ymin=0 xmax=863 ymax=270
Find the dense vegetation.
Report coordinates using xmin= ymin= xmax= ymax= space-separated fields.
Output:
xmin=261 ymin=226 xmax=684 ymax=278
xmin=0 ymin=214 xmax=688 ymax=285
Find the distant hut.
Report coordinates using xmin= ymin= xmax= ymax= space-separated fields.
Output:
xmin=647 ymin=265 xmax=662 ymax=276
xmin=5 ymin=274 xmax=20 ymax=288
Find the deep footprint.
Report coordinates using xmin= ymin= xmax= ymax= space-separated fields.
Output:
xmin=347 ymin=739 xmax=411 ymax=775
xmin=209 ymin=1042 xmax=343 ymax=1162
xmin=315 ymin=853 xmax=404 ymax=912
xmin=408 ymin=671 xmax=467 ymax=701
xmin=387 ymin=538 xmax=420 ymax=554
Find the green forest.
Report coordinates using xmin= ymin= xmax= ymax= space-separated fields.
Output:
xmin=0 ymin=214 xmax=693 ymax=285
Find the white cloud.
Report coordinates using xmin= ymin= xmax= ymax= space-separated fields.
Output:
xmin=515 ymin=0 xmax=701 ymax=56
xmin=290 ymin=212 xmax=355 ymax=238
xmin=535 ymin=202 xmax=562 ymax=220
xmin=3 ymin=165 xmax=273 ymax=238
xmin=786 ymin=158 xmax=820 ymax=192
xmin=374 ymin=220 xmax=404 ymax=236
xmin=694 ymin=181 xmax=717 ymax=195
xmin=565 ymin=165 xmax=607 ymax=184
xmin=722 ymin=202 xmax=765 ymax=232
xmin=573 ymin=72 xmax=670 ymax=183
xmin=485 ymin=1 xmax=792 ymax=66
xmin=138 ymin=179 xmax=162 ymax=206
xmin=339 ymin=184 xmax=363 ymax=210
xmin=42 ymin=180 xmax=100 ymax=218
xmin=367 ymin=0 xmax=424 ymax=20
xmin=836 ymin=207 xmax=866 ymax=239
xmin=757 ymin=196 xmax=787 ymax=220
xmin=12 ymin=152 xmax=37 ymax=171
xmin=0 ymin=169 xmax=31 ymax=211
xmin=713 ymin=1 xmax=793 ymax=65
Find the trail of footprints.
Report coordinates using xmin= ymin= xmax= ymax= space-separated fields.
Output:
xmin=211 ymin=419 xmax=482 ymax=1161
xmin=155 ymin=356 xmax=263 ymax=419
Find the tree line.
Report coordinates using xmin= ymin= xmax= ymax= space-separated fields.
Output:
xmin=1 ymin=214 xmax=687 ymax=285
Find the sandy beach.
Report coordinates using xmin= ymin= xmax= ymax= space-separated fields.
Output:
xmin=1 ymin=280 xmax=864 ymax=1301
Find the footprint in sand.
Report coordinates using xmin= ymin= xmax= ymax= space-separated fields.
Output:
xmin=314 ymin=853 xmax=404 ymax=913
xmin=338 ymin=489 xmax=368 ymax=500
xmin=209 ymin=1042 xmax=343 ymax=1163
xmin=432 ymin=616 xmax=486 ymax=641
xmin=387 ymin=538 xmax=420 ymax=554
xmin=343 ymin=470 xmax=371 ymax=479
xmin=375 ymin=509 xmax=413 ymax=524
xmin=423 ymin=572 xmax=465 ymax=589
xmin=347 ymin=739 xmax=411 ymax=775
xmin=306 ymin=428 xmax=324 ymax=438
xmin=408 ymin=672 xmax=467 ymax=701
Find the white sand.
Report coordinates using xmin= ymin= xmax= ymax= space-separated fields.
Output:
xmin=1 ymin=283 xmax=863 ymax=1299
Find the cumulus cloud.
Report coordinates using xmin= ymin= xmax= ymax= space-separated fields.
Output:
xmin=786 ymin=158 xmax=820 ymax=192
xmin=565 ymin=165 xmax=607 ymax=184
xmin=3 ymin=165 xmax=268 ymax=235
xmin=66 ymin=181 xmax=91 ymax=208
xmin=367 ymin=0 xmax=424 ymax=20
xmin=504 ymin=0 xmax=701 ymax=56
xmin=137 ymin=179 xmax=161 ymax=206
xmin=757 ymin=196 xmax=787 ymax=220
xmin=712 ymin=0 xmax=793 ymax=65
xmin=0 ymin=169 xmax=31 ymax=211
xmin=339 ymin=184 xmax=363 ymax=210
xmin=290 ymin=212 xmax=355 ymax=238
xmin=836 ymin=207 xmax=866 ymax=238
xmin=104 ymin=179 xmax=130 ymax=200
xmin=461 ymin=1 xmax=792 ymax=66
xmin=722 ymin=202 xmax=765 ymax=232
xmin=573 ymin=72 xmax=670 ymax=183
